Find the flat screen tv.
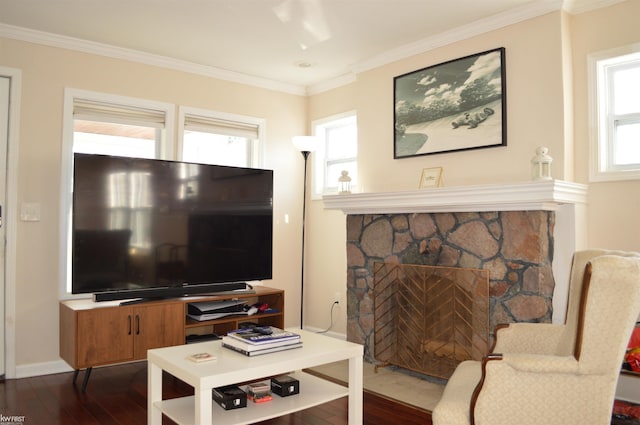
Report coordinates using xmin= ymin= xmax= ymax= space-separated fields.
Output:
xmin=72 ymin=153 xmax=273 ymax=302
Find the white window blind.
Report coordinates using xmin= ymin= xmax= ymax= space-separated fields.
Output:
xmin=183 ymin=114 xmax=259 ymax=139
xmin=73 ymin=99 xmax=166 ymax=129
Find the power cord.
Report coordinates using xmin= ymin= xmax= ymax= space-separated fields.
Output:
xmin=316 ymin=301 xmax=339 ymax=334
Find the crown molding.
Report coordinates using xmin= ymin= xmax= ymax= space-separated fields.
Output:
xmin=316 ymin=0 xmax=623 ymax=94
xmin=1 ymin=0 xmax=624 ymax=96
xmin=352 ymin=0 xmax=564 ymax=76
xmin=313 ymin=0 xmax=624 ymax=94
xmin=0 ymin=23 xmax=307 ymax=96
xmin=306 ymin=72 xmax=357 ymax=96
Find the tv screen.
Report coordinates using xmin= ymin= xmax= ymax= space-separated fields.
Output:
xmin=72 ymin=153 xmax=273 ymax=301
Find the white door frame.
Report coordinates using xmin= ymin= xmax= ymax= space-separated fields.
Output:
xmin=0 ymin=66 xmax=21 ymax=379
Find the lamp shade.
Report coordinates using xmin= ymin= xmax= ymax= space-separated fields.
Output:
xmin=292 ymin=136 xmax=319 ymax=153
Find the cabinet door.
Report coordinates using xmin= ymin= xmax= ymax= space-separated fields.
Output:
xmin=133 ymin=303 xmax=185 ymax=359
xmin=76 ymin=307 xmax=134 ymax=367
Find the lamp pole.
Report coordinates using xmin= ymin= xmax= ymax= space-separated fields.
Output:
xmin=292 ymin=135 xmax=318 ymax=330
xmin=299 ymin=150 xmax=311 ymax=329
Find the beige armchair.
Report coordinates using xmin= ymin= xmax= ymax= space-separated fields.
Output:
xmin=432 ymin=250 xmax=640 ymax=425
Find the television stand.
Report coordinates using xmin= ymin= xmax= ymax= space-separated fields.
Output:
xmin=60 ymin=286 xmax=284 ymax=391
xmin=118 ymin=298 xmax=160 ymax=306
xmin=72 ymin=367 xmax=93 ymax=392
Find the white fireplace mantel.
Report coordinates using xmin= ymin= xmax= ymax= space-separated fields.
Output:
xmin=323 ymin=179 xmax=589 ymax=326
xmin=322 ymin=179 xmax=587 ymax=214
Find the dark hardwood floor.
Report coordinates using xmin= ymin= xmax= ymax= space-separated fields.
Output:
xmin=0 ymin=361 xmax=432 ymax=424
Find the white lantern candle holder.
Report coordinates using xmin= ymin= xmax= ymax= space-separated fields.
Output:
xmin=531 ymin=146 xmax=553 ymax=181
xmin=338 ymin=170 xmax=352 ymax=194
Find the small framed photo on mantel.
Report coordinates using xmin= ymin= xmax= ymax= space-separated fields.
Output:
xmin=419 ymin=167 xmax=443 ymax=189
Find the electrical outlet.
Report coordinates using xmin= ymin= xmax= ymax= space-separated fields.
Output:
xmin=334 ymin=292 xmax=341 ymax=304
xmin=20 ymin=202 xmax=41 ymax=222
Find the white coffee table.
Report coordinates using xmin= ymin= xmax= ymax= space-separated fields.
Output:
xmin=147 ymin=329 xmax=364 ymax=425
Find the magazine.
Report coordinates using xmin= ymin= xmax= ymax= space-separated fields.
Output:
xmin=222 ymin=341 xmax=303 ymax=357
xmin=226 ymin=326 xmax=300 ymax=345
xmin=221 ymin=335 xmax=302 ymax=352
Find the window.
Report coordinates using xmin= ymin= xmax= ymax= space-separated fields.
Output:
xmin=72 ymin=99 xmax=167 ymax=158
xmin=590 ymin=46 xmax=640 ymax=181
xmin=312 ymin=112 xmax=357 ymax=196
xmin=179 ymin=107 xmax=264 ymax=168
xmin=60 ymin=89 xmax=174 ymax=297
xmin=60 ymin=93 xmax=265 ymax=298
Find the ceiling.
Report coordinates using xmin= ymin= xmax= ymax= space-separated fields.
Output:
xmin=0 ymin=0 xmax=624 ymax=93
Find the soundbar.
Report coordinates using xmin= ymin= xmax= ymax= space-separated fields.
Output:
xmin=92 ymin=282 xmax=248 ymax=303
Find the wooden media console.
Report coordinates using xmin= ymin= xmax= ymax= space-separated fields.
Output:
xmin=59 ymin=286 xmax=284 ymax=391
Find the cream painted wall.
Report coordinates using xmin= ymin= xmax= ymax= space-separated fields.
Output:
xmin=570 ymin=2 xmax=640 ymax=397
xmin=571 ymin=0 xmax=640 ymax=403
xmin=304 ymin=85 xmax=356 ymax=334
xmin=357 ymin=13 xmax=568 ymax=192
xmin=1 ymin=1 xmax=639 ymax=386
xmin=304 ymin=1 xmax=640 ymax=399
xmin=0 ymin=37 xmax=308 ymax=370
xmin=570 ymin=0 xmax=640 ymax=253
xmin=305 ymin=11 xmax=571 ymax=336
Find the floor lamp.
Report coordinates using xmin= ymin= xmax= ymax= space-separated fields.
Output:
xmin=292 ymin=136 xmax=319 ymax=329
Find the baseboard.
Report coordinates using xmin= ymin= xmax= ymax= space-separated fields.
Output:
xmin=15 ymin=359 xmax=73 ymax=379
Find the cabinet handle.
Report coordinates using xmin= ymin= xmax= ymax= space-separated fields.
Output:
xmin=136 ymin=315 xmax=140 ymax=335
xmin=128 ymin=315 xmax=132 ymax=335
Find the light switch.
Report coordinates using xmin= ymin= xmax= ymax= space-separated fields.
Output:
xmin=20 ymin=202 xmax=41 ymax=222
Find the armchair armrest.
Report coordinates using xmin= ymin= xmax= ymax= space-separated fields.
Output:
xmin=492 ymin=323 xmax=565 ymax=355
xmin=492 ymin=352 xmax=580 ymax=374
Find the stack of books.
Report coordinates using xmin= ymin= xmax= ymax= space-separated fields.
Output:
xmin=221 ymin=326 xmax=302 ymax=356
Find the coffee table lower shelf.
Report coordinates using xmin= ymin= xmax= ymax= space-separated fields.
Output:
xmin=155 ymin=371 xmax=348 ymax=425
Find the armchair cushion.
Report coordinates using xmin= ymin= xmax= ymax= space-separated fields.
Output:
xmin=473 ymin=355 xmax=611 ymax=425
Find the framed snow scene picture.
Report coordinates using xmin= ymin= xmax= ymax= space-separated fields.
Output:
xmin=394 ymin=47 xmax=506 ymax=158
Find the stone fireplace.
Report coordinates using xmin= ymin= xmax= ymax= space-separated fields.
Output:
xmin=323 ymin=180 xmax=588 ymax=365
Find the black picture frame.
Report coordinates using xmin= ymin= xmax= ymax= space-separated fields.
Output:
xmin=394 ymin=47 xmax=506 ymax=159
